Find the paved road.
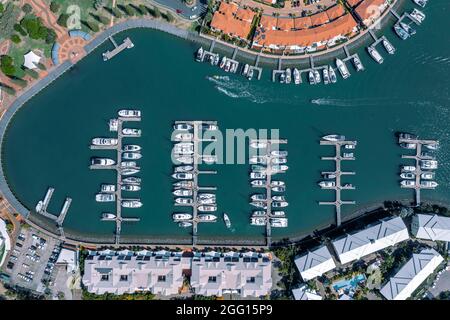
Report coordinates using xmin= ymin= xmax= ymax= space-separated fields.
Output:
xmin=428 ymin=264 xmax=450 ymax=298
xmin=149 ymin=0 xmax=208 ymax=20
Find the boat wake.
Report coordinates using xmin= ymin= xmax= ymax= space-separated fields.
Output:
xmin=311 ymin=97 xmax=440 ymax=108
xmin=207 ymin=75 xmax=269 ymax=104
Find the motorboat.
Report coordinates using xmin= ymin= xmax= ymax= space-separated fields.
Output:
xmin=382 ymin=39 xmax=396 ymax=54
xmin=101 ymin=184 xmax=116 ymax=193
xmin=353 ymin=56 xmax=364 ymax=71
xmin=424 ymin=142 xmax=439 ymax=150
xmin=250 ymin=172 xmax=266 ymax=179
xmin=250 ymin=201 xmax=267 ymax=209
xmin=336 ymin=58 xmax=350 ymax=79
xmin=118 ymin=109 xmax=141 ymax=118
xmin=173 ymin=123 xmax=193 ymax=131
xmin=121 ymin=184 xmax=141 ymax=192
xmin=175 ymin=156 xmax=193 ymax=164
xmin=123 ymin=152 xmax=142 ymax=160
xmin=101 ymin=213 xmax=116 ymax=221
xmin=224 ymin=60 xmax=231 ymax=72
xmin=96 ymin=193 xmax=115 ymax=202
xmin=121 ymin=200 xmax=143 ymax=208
xmin=394 ymin=24 xmax=410 ymax=40
xmin=293 ymin=68 xmax=300 ymax=85
xmin=280 ymin=71 xmax=286 ymax=84
xmin=251 ymin=194 xmax=267 ymax=201
xmin=175 ymin=198 xmax=193 ymax=205
xmin=343 ymin=152 xmax=354 ymax=158
xmin=220 ymin=56 xmax=227 ymax=69
xmin=172 ymin=173 xmax=193 ymax=180
xmin=285 ymin=68 xmax=292 ymax=84
xmin=272 ymin=201 xmax=288 ymax=208
xmin=272 ymin=211 xmax=285 ymax=217
xmin=420 ymin=160 xmax=438 ymax=169
xmin=247 ymin=68 xmax=254 ymax=81
xmin=173 ymin=213 xmax=192 ymax=221
xmin=271 ymin=165 xmax=288 ymax=172
xmin=271 ymin=157 xmax=287 ymax=164
xmin=198 ymin=193 xmax=215 ymax=200
xmin=421 ymin=172 xmax=435 ymax=180
xmin=198 ymin=205 xmax=217 ymax=212
xmin=91 ymin=138 xmax=118 ymax=146
xmin=323 ymin=68 xmax=330 ymax=84
xmin=173 ymin=189 xmax=192 ymax=197
xmin=252 ymin=210 xmax=266 ymax=217
xmin=121 ymin=161 xmax=138 ymax=168
xmin=174 ymin=132 xmax=193 ymax=141
xmin=345 ymin=144 xmax=356 ymax=149
xmin=410 ymin=8 xmax=425 ymax=24
xmin=322 ymin=134 xmax=345 ymax=142
xmin=401 ymin=165 xmax=416 ymax=172
xmin=250 ymin=141 xmax=267 ymax=149
xmin=271 ymin=217 xmax=288 ymax=228
xmin=251 ymin=180 xmax=266 ymax=187
xmin=121 ymin=168 xmax=140 ymax=175
xmin=250 ymin=217 xmax=266 ymax=226
xmin=322 ymin=173 xmax=336 ymax=179
xmin=178 ymin=221 xmax=192 ymax=228
xmin=329 ymin=66 xmax=337 ymax=83
xmin=252 ymin=165 xmax=267 ymax=172
xmin=400 ymin=22 xmax=416 ymax=35
xmin=398 ymin=132 xmax=417 ymax=140
xmin=35 ymin=201 xmax=43 ymax=213
xmin=196 ymin=47 xmax=203 ymax=62
xmin=401 ymin=180 xmax=416 ymax=187
xmin=123 ymin=145 xmax=141 ymax=152
xmin=242 ymin=64 xmax=249 ymax=76
xmin=174 ymin=165 xmax=193 ymax=173
xmin=272 ymin=195 xmax=285 ymax=202
xmin=421 ymin=151 xmax=435 ymax=159
xmin=367 ymin=46 xmax=384 ymax=64
xmin=198 ymin=214 xmax=217 ymax=222
xmin=400 ymin=142 xmax=416 ymax=149
xmin=421 ymin=181 xmax=438 ymax=188
xmin=122 ymin=128 xmax=141 ymax=136
xmin=223 ymin=213 xmax=231 ymax=229
xmin=202 ymin=124 xmax=219 ymax=131
xmin=173 ymin=181 xmax=194 ymax=189
xmin=271 ymin=150 xmax=288 ymax=157
xmin=413 ymin=0 xmax=427 ymax=7
xmin=319 ymin=181 xmax=336 ymax=188
xmin=271 ymin=186 xmax=286 ymax=192
xmin=271 ymin=181 xmax=285 ymax=187
xmin=198 ymin=198 xmax=216 ymax=205
xmin=250 ymin=156 xmax=267 ymax=164
xmin=91 ymin=158 xmax=115 ymax=166
xmin=400 ymin=172 xmax=415 ymax=179
xmin=308 ymin=71 xmax=315 ymax=84
xmin=201 ymin=155 xmax=217 ymax=164
xmin=314 ymin=69 xmax=321 ymax=83
xmin=109 ymin=119 xmax=118 ymax=132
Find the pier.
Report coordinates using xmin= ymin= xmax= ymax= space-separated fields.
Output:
xmin=35 ymin=187 xmax=72 ymax=229
xmin=249 ymin=138 xmax=288 ymax=247
xmin=367 ymin=28 xmax=396 ymax=57
xmin=102 ymin=36 xmax=134 ymax=61
xmin=390 ymin=8 xmax=420 ymax=30
xmin=319 ymin=137 xmax=357 ymax=226
xmin=342 ymin=45 xmax=364 ymax=71
xmin=399 ymin=137 xmax=439 ymax=206
xmin=173 ymin=120 xmax=218 ymax=246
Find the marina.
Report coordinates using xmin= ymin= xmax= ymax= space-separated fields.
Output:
xmin=319 ymin=135 xmax=357 ymax=227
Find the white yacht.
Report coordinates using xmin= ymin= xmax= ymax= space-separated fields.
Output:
xmin=173 ymin=181 xmax=194 ymax=189
xmin=172 ymin=173 xmax=193 ymax=180
xmin=223 ymin=213 xmax=231 ymax=229
xmin=198 ymin=214 xmax=217 ymax=222
xmin=198 ymin=193 xmax=215 ymax=199
xmin=271 ymin=157 xmax=287 ymax=164
xmin=101 ymin=213 xmax=116 ymax=221
xmin=91 ymin=138 xmax=118 ymax=146
xmin=122 ymin=128 xmax=141 ymax=136
xmin=322 ymin=134 xmax=346 ymax=142
xmin=123 ymin=152 xmax=142 ymax=160
xmin=272 ymin=211 xmax=285 ymax=217
xmin=272 ymin=195 xmax=285 ymax=202
xmin=250 ymin=217 xmax=267 ymax=226
xmin=271 ymin=217 xmax=288 ymax=228
xmin=202 ymin=124 xmax=218 ymax=131
xmin=121 ymin=184 xmax=141 ymax=192
xmin=285 ymin=68 xmax=292 ymax=84
xmin=368 ymin=47 xmax=384 ymax=64
xmin=252 ymin=165 xmax=267 ymax=172
xmin=424 ymin=142 xmax=439 ymax=150
xmin=220 ymin=56 xmax=227 ymax=69
xmin=121 ymin=200 xmax=143 ymax=208
xmin=314 ymin=69 xmax=321 ymax=83
xmin=250 ymin=141 xmax=267 ymax=149
xmin=174 ymin=132 xmax=193 ymax=141
xmin=308 ymin=71 xmax=316 ymax=85
xmin=96 ymin=193 xmax=115 ymax=202
xmin=250 ymin=156 xmax=267 ymax=164
xmin=272 ymin=186 xmax=286 ymax=192
xmin=272 ymin=201 xmax=288 ymax=208
xmin=121 ymin=161 xmax=137 ymax=168
xmin=420 ymin=160 xmax=438 ymax=169
xmin=271 ymin=150 xmax=288 ymax=157
xmin=323 ymin=68 xmax=330 ymax=85
xmin=201 ymin=155 xmax=217 ymax=164
xmin=413 ymin=0 xmax=427 ymax=8
xmin=293 ymin=68 xmax=300 ymax=85
xmin=400 ymin=22 xmax=416 ymax=35
xmin=101 ymin=184 xmax=116 ymax=193
xmin=271 ymin=165 xmax=288 ymax=172
xmin=353 ymin=56 xmax=364 ymax=71
xmin=123 ymin=145 xmax=141 ymax=152
xmin=250 ymin=201 xmax=267 ymax=209
xmin=401 ymin=166 xmax=416 ymax=172
xmin=196 ymin=47 xmax=203 ymax=62
xmin=271 ymin=181 xmax=285 ymax=187
xmin=175 ymin=198 xmax=193 ymax=205
xmin=421 ymin=181 xmax=438 ymax=188
xmin=400 ymin=172 xmax=415 ymax=179
xmin=329 ymin=66 xmax=337 ymax=83
xmin=421 ymin=172 xmax=435 ymax=180
xmin=383 ymin=39 xmax=396 ymax=54
xmin=394 ymin=24 xmax=410 ymax=40
xmin=319 ymin=181 xmax=336 ymax=188
xmin=173 ymin=213 xmax=192 ymax=220
xmin=91 ymin=158 xmax=115 ymax=166
xmin=336 ymin=59 xmax=350 ymax=79
xmin=118 ymin=109 xmax=141 ymax=118
xmin=173 ymin=123 xmax=193 ymax=131
xmin=109 ymin=119 xmax=118 ymax=132
xmin=251 ymin=180 xmax=266 ymax=187
xmin=178 ymin=221 xmax=193 ymax=228
xmin=198 ymin=205 xmax=217 ymax=212
xmin=250 ymin=172 xmax=266 ymax=179
xmin=401 ymin=180 xmax=416 ymax=187
xmin=400 ymin=142 xmax=416 ymax=149
xmin=121 ymin=168 xmax=140 ymax=175
xmin=174 ymin=165 xmax=193 ymax=173
xmin=344 ymin=144 xmax=356 ymax=149
xmin=247 ymin=68 xmax=254 ymax=81
xmin=242 ymin=64 xmax=249 ymax=76
xmin=251 ymin=194 xmax=267 ymax=201
xmin=175 ymin=156 xmax=194 ymax=164
xmin=252 ymin=211 xmax=266 ymax=217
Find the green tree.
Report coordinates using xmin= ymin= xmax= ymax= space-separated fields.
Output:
xmin=20 ymin=17 xmax=48 ymax=40
xmin=27 ymin=69 xmax=41 ymax=81
xmin=57 ymin=13 xmax=69 ymax=28
xmin=138 ymin=5 xmax=150 ymax=15
xmin=45 ymin=29 xmax=57 ymax=44
xmin=0 ymin=3 xmax=21 ymax=40
xmin=36 ymin=62 xmax=46 ymax=71
xmin=14 ymin=23 xmax=27 ymax=36
xmin=22 ymin=4 xmax=33 ymax=14
xmin=1 ymin=84 xmax=16 ymax=96
xmin=0 ymin=55 xmax=16 ymax=76
xmin=111 ymin=7 xmax=123 ymax=18
xmin=165 ymin=12 xmax=174 ymax=23
xmin=10 ymin=34 xmax=21 ymax=43
xmin=153 ymin=6 xmax=161 ymax=18
xmin=10 ymin=77 xmax=27 ymax=89
xmin=91 ymin=14 xmax=109 ymax=25
xmin=50 ymin=2 xmax=61 ymax=13
xmin=0 ymin=4 xmax=4 ymax=14
xmin=124 ymin=4 xmax=136 ymax=16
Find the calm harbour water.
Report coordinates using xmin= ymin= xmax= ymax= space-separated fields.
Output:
xmin=2 ymin=0 xmax=450 ymax=242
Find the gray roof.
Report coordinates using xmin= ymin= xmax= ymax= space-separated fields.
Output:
xmin=412 ymin=214 xmax=450 ymax=241
xmin=294 ymin=245 xmax=336 ymax=280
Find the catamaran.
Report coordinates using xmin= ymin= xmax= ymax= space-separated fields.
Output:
xmin=413 ymin=0 xmax=427 ymax=8
xmin=368 ymin=47 xmax=384 ymax=64
xmin=293 ymin=68 xmax=300 ymax=85
xmin=336 ymin=59 xmax=350 ymax=79
xmin=400 ymin=22 xmax=416 ymax=35
xmin=394 ymin=24 xmax=410 ymax=40
xmin=410 ymin=8 xmax=425 ymax=24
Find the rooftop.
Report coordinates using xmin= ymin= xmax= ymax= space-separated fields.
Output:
xmin=412 ymin=214 xmax=450 ymax=242
xmin=294 ymin=245 xmax=336 ymax=281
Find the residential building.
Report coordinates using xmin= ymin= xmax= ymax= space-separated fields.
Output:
xmin=210 ymin=2 xmax=255 ymax=40
xmin=380 ymin=248 xmax=444 ymax=300
xmin=355 ymin=0 xmax=389 ymax=27
xmin=411 ymin=214 xmax=450 ymax=242
xmin=294 ymin=245 xmax=336 ymax=281
xmin=332 ymin=216 xmax=410 ymax=265
xmin=292 ymin=284 xmax=323 ymax=300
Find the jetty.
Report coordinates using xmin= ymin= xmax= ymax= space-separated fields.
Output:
xmin=173 ymin=120 xmax=218 ymax=246
xmin=103 ymin=36 xmax=134 ymax=61
xmin=249 ymin=138 xmax=288 ymax=247
xmin=35 ymin=187 xmax=72 ymax=229
xmin=399 ymin=137 xmax=439 ymax=206
xmin=319 ymin=137 xmax=357 ymax=226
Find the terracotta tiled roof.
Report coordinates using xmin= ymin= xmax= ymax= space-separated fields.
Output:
xmin=294 ymin=16 xmax=313 ymax=29
xmin=235 ymin=7 xmax=256 ymax=22
xmin=346 ymin=0 xmax=363 ymax=7
xmin=355 ymin=0 xmax=387 ymax=21
xmin=326 ymin=4 xmax=346 ymax=21
xmin=310 ymin=11 xmax=330 ymax=26
xmin=218 ymin=1 xmax=239 ymax=16
xmin=277 ymin=17 xmax=295 ymax=31
xmin=260 ymin=15 xmax=278 ymax=30
xmin=211 ymin=11 xmax=252 ymax=39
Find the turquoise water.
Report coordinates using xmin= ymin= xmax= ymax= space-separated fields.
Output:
xmin=333 ymin=274 xmax=367 ymax=291
xmin=2 ymin=0 xmax=450 ymax=242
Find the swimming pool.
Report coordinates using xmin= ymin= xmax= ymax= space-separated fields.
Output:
xmin=333 ymin=274 xmax=366 ymax=292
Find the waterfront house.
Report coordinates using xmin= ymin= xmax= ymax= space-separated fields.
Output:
xmin=210 ymin=2 xmax=256 ymax=41
xmin=292 ymin=284 xmax=323 ymax=300
xmin=331 ymin=216 xmax=410 ymax=265
xmin=380 ymin=248 xmax=444 ymax=300
xmin=190 ymin=254 xmax=272 ymax=297
xmin=294 ymin=245 xmax=336 ymax=281
xmin=411 ymin=214 xmax=450 ymax=242
xmin=354 ymin=0 xmax=390 ymax=27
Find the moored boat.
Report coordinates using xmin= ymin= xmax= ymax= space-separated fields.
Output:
xmin=123 ymin=145 xmax=141 ymax=152
xmin=123 ymin=152 xmax=142 ymax=160
xmin=322 ymin=134 xmax=346 ymax=142
xmin=173 ymin=213 xmax=192 ymax=220
xmin=382 ymin=39 xmax=396 ymax=55
xmin=101 ymin=184 xmax=116 ymax=193
xmin=329 ymin=66 xmax=337 ymax=83
xmin=121 ymin=184 xmax=141 ymax=192
xmin=293 ymin=68 xmax=300 ymax=85
xmin=96 ymin=193 xmax=115 ymax=202
xmin=91 ymin=138 xmax=118 ymax=146
xmin=323 ymin=68 xmax=330 ymax=84
xmin=118 ymin=109 xmax=141 ymax=118
xmin=172 ymin=172 xmax=193 ymax=180
xmin=173 ymin=123 xmax=193 ymax=131
xmin=196 ymin=47 xmax=203 ymax=62
xmin=223 ymin=213 xmax=231 ymax=229
xmin=368 ymin=46 xmax=384 ymax=64
xmin=91 ymin=158 xmax=115 ymax=166
xmin=121 ymin=168 xmax=140 ymax=175
xmin=336 ymin=58 xmax=350 ymax=79
xmin=394 ymin=24 xmax=410 ymax=40
xmin=198 ymin=214 xmax=217 ymax=222
xmin=121 ymin=199 xmax=143 ymax=208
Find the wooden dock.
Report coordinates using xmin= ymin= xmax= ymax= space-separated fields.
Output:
xmin=103 ymin=36 xmax=134 ymax=61
xmin=319 ymin=137 xmax=357 ymax=226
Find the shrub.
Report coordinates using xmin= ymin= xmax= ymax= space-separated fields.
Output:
xmin=22 ymin=4 xmax=33 ymax=14
xmin=10 ymin=77 xmax=28 ymax=88
xmin=0 ymin=4 xmax=4 ymax=14
xmin=124 ymin=4 xmax=136 ymax=16
xmin=25 ymin=69 xmax=39 ymax=79
xmin=57 ymin=14 xmax=69 ymax=28
xmin=1 ymin=85 xmax=16 ymax=96
xmin=45 ymin=29 xmax=57 ymax=44
xmin=111 ymin=7 xmax=123 ymax=18
xmin=10 ymin=34 xmax=21 ymax=43
xmin=0 ymin=55 xmax=16 ymax=76
xmin=153 ymin=7 xmax=161 ymax=18
xmin=138 ymin=5 xmax=150 ymax=15
xmin=20 ymin=17 xmax=48 ymax=40
xmin=13 ymin=23 xmax=27 ymax=36
xmin=83 ymin=20 xmax=100 ymax=32
xmin=50 ymin=2 xmax=61 ymax=13
xmin=165 ymin=12 xmax=174 ymax=23
xmin=36 ymin=62 xmax=47 ymax=71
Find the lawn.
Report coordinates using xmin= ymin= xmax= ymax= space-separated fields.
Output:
xmin=7 ymin=37 xmax=52 ymax=78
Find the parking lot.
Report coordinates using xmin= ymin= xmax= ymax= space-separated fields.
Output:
xmin=428 ymin=262 xmax=450 ymax=298
xmin=3 ymin=228 xmax=61 ymax=294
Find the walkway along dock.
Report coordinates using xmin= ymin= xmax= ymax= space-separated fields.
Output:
xmin=319 ymin=137 xmax=357 ymax=226
xmin=103 ymin=36 xmax=134 ymax=61
xmin=35 ymin=187 xmax=72 ymax=232
xmin=173 ymin=120 xmax=218 ymax=246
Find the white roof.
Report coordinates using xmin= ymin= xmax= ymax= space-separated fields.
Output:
xmin=56 ymin=248 xmax=78 ymax=273
xmin=380 ymin=248 xmax=444 ymax=300
xmin=332 ymin=216 xmax=410 ymax=264
xmin=0 ymin=218 xmax=11 ymax=268
xmin=292 ymin=285 xmax=323 ymax=300
xmin=23 ymin=51 xmax=41 ymax=69
xmin=412 ymin=214 xmax=450 ymax=241
xmin=294 ymin=245 xmax=336 ymax=281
